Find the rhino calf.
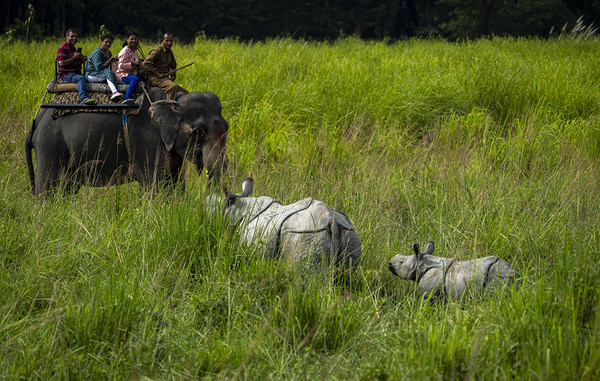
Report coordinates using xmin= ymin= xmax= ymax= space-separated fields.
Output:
xmin=204 ymin=178 xmax=361 ymax=271
xmin=388 ymin=241 xmax=520 ymax=300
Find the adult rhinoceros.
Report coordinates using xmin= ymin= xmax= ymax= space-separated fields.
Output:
xmin=204 ymin=178 xmax=361 ymax=272
xmin=388 ymin=241 xmax=520 ymax=300
xmin=25 ymin=89 xmax=228 ymax=196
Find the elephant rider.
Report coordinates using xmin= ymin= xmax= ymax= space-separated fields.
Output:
xmin=56 ymin=28 xmax=97 ymax=105
xmin=142 ymin=32 xmax=189 ymax=101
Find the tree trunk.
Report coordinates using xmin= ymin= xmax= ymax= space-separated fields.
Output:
xmin=481 ymin=0 xmax=495 ymax=35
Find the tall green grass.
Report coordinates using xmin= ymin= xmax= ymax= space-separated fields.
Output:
xmin=1 ymin=36 xmax=600 ymax=379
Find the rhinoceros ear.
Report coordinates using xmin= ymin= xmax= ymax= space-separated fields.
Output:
xmin=424 ymin=241 xmax=435 ymax=255
xmin=149 ymin=100 xmax=181 ymax=151
xmin=240 ymin=178 xmax=254 ymax=197
xmin=223 ymin=184 xmax=237 ymax=206
xmin=413 ymin=243 xmax=420 ymax=256
xmin=223 ymin=178 xmax=254 ymax=206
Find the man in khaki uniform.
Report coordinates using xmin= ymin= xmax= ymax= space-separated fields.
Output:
xmin=143 ymin=32 xmax=189 ymax=100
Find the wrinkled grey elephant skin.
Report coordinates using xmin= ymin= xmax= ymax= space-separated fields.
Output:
xmin=388 ymin=241 xmax=520 ymax=300
xmin=24 ymin=89 xmax=228 ymax=196
xmin=206 ymin=179 xmax=361 ymax=271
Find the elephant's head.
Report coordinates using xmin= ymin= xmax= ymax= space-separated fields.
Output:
xmin=148 ymin=92 xmax=228 ymax=187
xmin=388 ymin=241 xmax=435 ymax=280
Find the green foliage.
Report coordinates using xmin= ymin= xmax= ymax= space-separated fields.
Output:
xmin=4 ymin=19 xmax=43 ymax=43
xmin=435 ymin=0 xmax=575 ymax=38
xmin=1 ymin=37 xmax=600 ymax=379
xmin=99 ymin=25 xmax=111 ymax=38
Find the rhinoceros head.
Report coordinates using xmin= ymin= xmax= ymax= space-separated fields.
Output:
xmin=388 ymin=241 xmax=435 ymax=281
xmin=203 ymin=177 xmax=255 ymax=224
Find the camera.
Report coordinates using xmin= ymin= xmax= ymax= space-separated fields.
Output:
xmin=76 ymin=47 xmax=87 ymax=61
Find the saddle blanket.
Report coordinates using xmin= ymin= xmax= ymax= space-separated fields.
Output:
xmin=46 ymin=79 xmax=144 ymax=119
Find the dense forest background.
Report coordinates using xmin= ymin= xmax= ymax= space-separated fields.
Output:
xmin=3 ymin=0 xmax=599 ymax=42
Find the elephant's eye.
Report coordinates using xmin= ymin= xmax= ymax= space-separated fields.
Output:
xmin=191 ymin=123 xmax=208 ymax=139
xmin=192 ymin=123 xmax=207 ymax=132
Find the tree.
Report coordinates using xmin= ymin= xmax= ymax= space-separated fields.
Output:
xmin=1 ymin=0 xmax=596 ymax=41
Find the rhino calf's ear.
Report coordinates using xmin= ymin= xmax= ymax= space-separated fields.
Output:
xmin=413 ymin=243 xmax=420 ymax=256
xmin=425 ymin=241 xmax=435 ymax=255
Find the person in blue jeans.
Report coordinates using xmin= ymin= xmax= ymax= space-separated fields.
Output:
xmin=116 ymin=31 xmax=143 ymax=105
xmin=56 ymin=28 xmax=96 ymax=105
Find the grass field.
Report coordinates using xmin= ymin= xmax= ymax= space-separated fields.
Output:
xmin=1 ymin=36 xmax=600 ymax=379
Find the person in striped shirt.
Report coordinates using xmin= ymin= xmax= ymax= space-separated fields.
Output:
xmin=57 ymin=28 xmax=96 ymax=105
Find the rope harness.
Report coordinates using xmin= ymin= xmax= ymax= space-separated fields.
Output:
xmin=140 ymin=82 xmax=155 ymax=106
xmin=120 ymin=83 xmax=156 ymax=176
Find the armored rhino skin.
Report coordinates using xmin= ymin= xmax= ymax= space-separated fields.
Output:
xmin=205 ymin=178 xmax=361 ymax=271
xmin=388 ymin=241 xmax=520 ymax=300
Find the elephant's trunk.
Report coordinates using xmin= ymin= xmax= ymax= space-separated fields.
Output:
xmin=203 ymin=118 xmax=228 ymax=188
xmin=203 ymin=137 xmax=227 ymax=188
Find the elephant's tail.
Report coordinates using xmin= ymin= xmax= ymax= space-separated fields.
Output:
xmin=24 ymin=119 xmax=36 ymax=195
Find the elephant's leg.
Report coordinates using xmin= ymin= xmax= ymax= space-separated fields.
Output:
xmin=134 ymin=147 xmax=184 ymax=194
xmin=63 ymin=166 xmax=83 ymax=195
xmin=167 ymin=155 xmax=185 ymax=193
xmin=131 ymin=148 xmax=165 ymax=193
xmin=34 ymin=155 xmax=64 ymax=196
xmin=151 ymin=154 xmax=185 ymax=195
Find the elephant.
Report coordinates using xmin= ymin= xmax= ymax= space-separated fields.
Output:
xmin=204 ymin=178 xmax=361 ymax=272
xmin=388 ymin=241 xmax=520 ymax=301
xmin=24 ymin=88 xmax=228 ymax=196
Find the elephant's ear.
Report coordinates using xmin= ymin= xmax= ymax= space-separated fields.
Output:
xmin=149 ymin=100 xmax=181 ymax=151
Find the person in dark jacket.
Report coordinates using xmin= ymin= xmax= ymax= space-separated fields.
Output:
xmin=142 ymin=32 xmax=188 ymax=100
